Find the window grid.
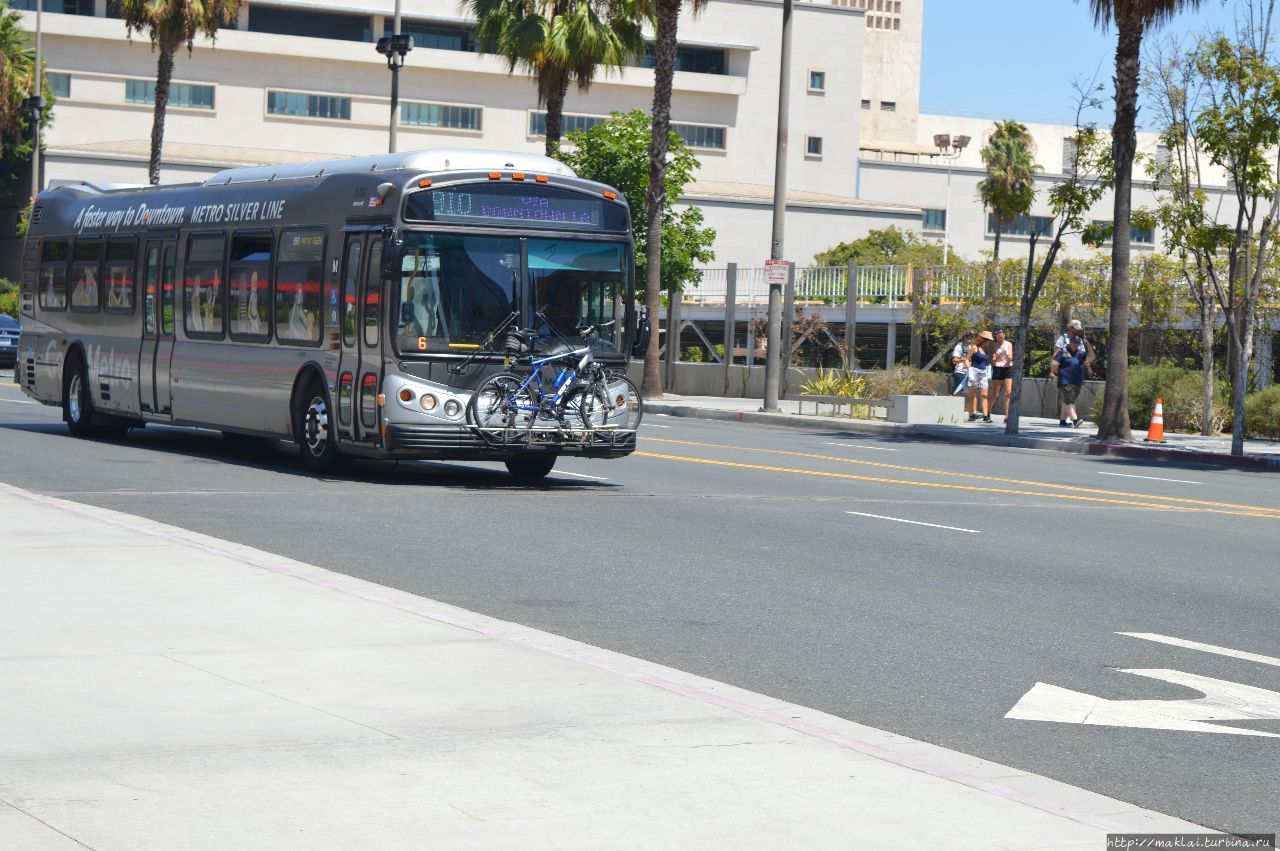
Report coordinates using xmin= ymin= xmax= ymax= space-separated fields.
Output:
xmin=126 ymin=79 xmax=214 ymax=109
xmin=808 ymin=70 xmax=826 ymax=92
xmin=529 ymin=112 xmax=608 ymax=136
xmin=988 ymin=214 xmax=1056 ymax=238
xmin=922 ymin=209 xmax=946 ymax=231
xmin=267 ymin=90 xmax=351 ymax=120
xmin=1091 ymin=219 xmax=1156 ymax=246
xmin=806 ymin=136 xmax=823 ymax=157
xmin=47 ymin=72 xmax=71 ymax=98
xmin=401 ymin=102 xmax=481 ymax=131
xmin=674 ymin=123 xmax=726 ymax=150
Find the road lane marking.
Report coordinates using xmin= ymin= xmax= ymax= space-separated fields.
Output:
xmin=0 ymin=398 xmax=36 ymax=404
xmin=555 ymin=470 xmax=608 ymax=481
xmin=1006 ymin=669 xmax=1280 ymax=737
xmin=640 ymin=437 xmax=1280 ymax=518
xmin=824 ymin=442 xmax=898 ymax=451
xmin=1120 ymin=633 xmax=1280 ymax=668
xmin=1099 ymin=472 xmax=1200 ymax=485
xmin=644 ymin=424 xmax=672 ymax=429
xmin=846 ymin=511 xmax=978 ymax=533
xmin=631 ymin=451 xmax=1280 ymax=517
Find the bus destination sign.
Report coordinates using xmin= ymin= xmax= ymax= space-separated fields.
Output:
xmin=405 ymin=183 xmax=627 ymax=232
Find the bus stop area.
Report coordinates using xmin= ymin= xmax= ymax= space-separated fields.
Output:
xmin=0 ymin=482 xmax=1211 ymax=849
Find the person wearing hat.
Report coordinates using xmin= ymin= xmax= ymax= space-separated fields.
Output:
xmin=950 ymin=330 xmax=974 ymax=394
xmin=989 ymin=327 xmax=1014 ymax=418
xmin=1051 ymin=320 xmax=1094 ymax=380
xmin=966 ymin=330 xmax=995 ymax=422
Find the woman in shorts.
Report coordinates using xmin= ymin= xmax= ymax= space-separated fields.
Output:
xmin=966 ymin=330 xmax=994 ymax=422
xmin=989 ymin=328 xmax=1014 ymax=418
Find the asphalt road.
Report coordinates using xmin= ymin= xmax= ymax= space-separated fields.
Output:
xmin=3 ymin=368 xmax=1279 ymax=834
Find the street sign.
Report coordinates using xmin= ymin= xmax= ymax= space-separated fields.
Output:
xmin=765 ymin=259 xmax=791 ymax=285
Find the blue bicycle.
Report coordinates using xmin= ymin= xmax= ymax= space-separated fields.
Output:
xmin=466 ymin=318 xmax=642 ymax=447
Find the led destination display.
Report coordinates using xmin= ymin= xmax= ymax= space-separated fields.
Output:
xmin=404 ymin=183 xmax=628 ymax=232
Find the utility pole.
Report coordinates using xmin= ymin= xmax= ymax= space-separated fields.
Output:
xmin=762 ymin=0 xmax=792 ymax=413
xmin=376 ymin=0 xmax=411 ymax=154
xmin=28 ymin=0 xmax=44 ymax=200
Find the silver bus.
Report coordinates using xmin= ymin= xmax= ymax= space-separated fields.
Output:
xmin=15 ymin=148 xmax=643 ymax=480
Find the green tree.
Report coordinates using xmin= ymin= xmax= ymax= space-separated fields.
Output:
xmin=466 ymin=0 xmax=645 ymax=156
xmin=0 ymin=0 xmax=55 ymax=195
xmin=813 ymin=226 xmax=957 ymax=268
xmin=556 ymin=109 xmax=715 ymax=296
xmin=636 ymin=0 xmax=709 ymax=398
xmin=1084 ymin=0 xmax=1202 ymax=442
xmin=115 ymin=0 xmax=239 ymax=185
xmin=978 ymin=120 xmax=1038 ymax=316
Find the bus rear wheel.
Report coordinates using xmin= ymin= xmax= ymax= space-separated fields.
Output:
xmin=504 ymin=455 xmax=556 ymax=482
xmin=294 ymin=378 xmax=349 ymax=473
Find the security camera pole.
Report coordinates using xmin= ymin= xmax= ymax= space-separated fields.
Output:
xmin=763 ymin=0 xmax=792 ymax=412
xmin=27 ymin=0 xmax=45 ymax=200
xmin=376 ymin=0 xmax=412 ymax=154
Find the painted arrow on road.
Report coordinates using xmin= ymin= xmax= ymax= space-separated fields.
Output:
xmin=1006 ymin=669 xmax=1280 ymax=737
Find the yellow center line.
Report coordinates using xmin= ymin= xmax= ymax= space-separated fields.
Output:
xmin=641 ymin=436 xmax=1280 ymax=518
xmin=633 ymin=452 xmax=1280 ymax=520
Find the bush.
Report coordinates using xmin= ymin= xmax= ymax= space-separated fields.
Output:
xmin=1092 ymin=364 xmax=1229 ymax=433
xmin=0 ymin=290 xmax=16 ymax=318
xmin=799 ymin=367 xmax=868 ymax=397
xmin=680 ymin=345 xmax=704 ymax=363
xmin=865 ymin=366 xmax=941 ymax=397
xmin=1245 ymin=385 xmax=1280 ymax=439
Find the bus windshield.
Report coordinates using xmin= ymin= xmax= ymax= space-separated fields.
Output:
xmin=394 ymin=232 xmax=628 ymax=356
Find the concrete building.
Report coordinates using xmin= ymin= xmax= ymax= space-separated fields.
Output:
xmin=5 ymin=0 xmax=918 ymax=275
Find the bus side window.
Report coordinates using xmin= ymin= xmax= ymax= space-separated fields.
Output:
xmin=275 ymin=228 xmax=325 ymax=346
xmin=364 ymin=241 xmax=383 ymax=349
xmin=70 ymin=238 xmax=103 ymax=313
xmin=39 ymin=240 xmax=69 ymax=312
xmin=228 ymin=231 xmax=272 ymax=342
xmin=105 ymin=237 xmax=138 ymax=315
xmin=184 ymin=234 xmax=227 ymax=338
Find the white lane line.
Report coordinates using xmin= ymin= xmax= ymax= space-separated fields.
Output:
xmin=824 ymin=442 xmax=897 ymax=452
xmin=556 ymin=470 xmax=608 ymax=481
xmin=0 ymin=398 xmax=37 ymax=405
xmin=846 ymin=511 xmax=979 ymax=533
xmin=644 ymin=424 xmax=672 ymax=429
xmin=1099 ymin=471 xmax=1200 ymax=485
xmin=1120 ymin=632 xmax=1280 ymax=668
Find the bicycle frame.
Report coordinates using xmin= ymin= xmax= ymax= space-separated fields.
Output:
xmin=504 ymin=347 xmax=594 ymax=414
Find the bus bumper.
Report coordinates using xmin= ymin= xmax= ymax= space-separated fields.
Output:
xmin=382 ymin=423 xmax=635 ymax=459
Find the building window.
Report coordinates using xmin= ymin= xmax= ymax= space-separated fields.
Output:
xmin=988 ymin=213 xmax=1055 ymax=237
xmin=249 ymin=6 xmax=367 ymax=42
xmin=922 ymin=209 xmax=946 ymax=232
xmin=401 ymin=102 xmax=481 ymax=131
xmin=1091 ymin=220 xmax=1155 ymax=246
xmin=46 ymin=72 xmax=70 ymax=98
xmin=1155 ymin=144 xmax=1171 ymax=170
xmin=861 ymin=99 xmax=871 ymax=110
xmin=529 ymin=111 xmax=607 ymax=137
xmin=387 ymin=23 xmax=474 ymax=51
xmin=10 ymin=0 xmax=92 ymax=13
xmin=880 ymin=101 xmax=896 ymax=111
xmin=674 ymin=123 xmax=726 ymax=151
xmin=639 ymin=45 xmax=726 ymax=75
xmin=805 ymin=136 xmax=823 ymax=157
xmin=808 ymin=70 xmax=826 ymax=92
xmin=126 ymin=79 xmax=215 ymax=110
xmin=1062 ymin=137 xmax=1078 ymax=173
xmin=267 ymin=90 xmax=351 ymax=120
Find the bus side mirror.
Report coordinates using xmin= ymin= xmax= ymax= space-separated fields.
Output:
xmin=630 ymin=308 xmax=651 ymax=359
xmin=380 ymin=232 xmax=402 ymax=278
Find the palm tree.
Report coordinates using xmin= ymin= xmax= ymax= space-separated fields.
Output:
xmin=466 ymin=0 xmax=645 ymax=156
xmin=977 ymin=120 xmax=1037 ymax=315
xmin=115 ymin=0 xmax=239 ymax=184
xmin=637 ymin=0 xmax=708 ymax=399
xmin=1084 ymin=0 xmax=1200 ymax=441
xmin=1 ymin=0 xmax=34 ymax=161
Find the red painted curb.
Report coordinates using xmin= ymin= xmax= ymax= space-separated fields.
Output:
xmin=1086 ymin=441 xmax=1280 ymax=470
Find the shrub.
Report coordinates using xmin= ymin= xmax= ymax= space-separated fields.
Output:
xmin=865 ymin=366 xmax=941 ymax=397
xmin=799 ymin=367 xmax=868 ymax=397
xmin=1245 ymin=385 xmax=1280 ymax=439
xmin=680 ymin=345 xmax=704 ymax=363
xmin=1092 ymin=364 xmax=1229 ymax=433
xmin=0 ymin=290 xmax=16 ymax=318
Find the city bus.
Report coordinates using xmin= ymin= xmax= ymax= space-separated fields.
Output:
xmin=15 ymin=148 xmax=644 ymax=480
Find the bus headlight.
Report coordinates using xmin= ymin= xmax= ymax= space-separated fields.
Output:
xmin=420 ymin=393 xmax=438 ymax=411
xmin=443 ymin=399 xmax=462 ymax=419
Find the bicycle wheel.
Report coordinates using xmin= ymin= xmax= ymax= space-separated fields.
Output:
xmin=468 ymin=374 xmax=534 ymax=445
xmin=579 ymin=374 xmax=642 ymax=432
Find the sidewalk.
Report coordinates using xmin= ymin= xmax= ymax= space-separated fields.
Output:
xmin=0 ymin=483 xmax=1214 ymax=849
xmin=646 ymin=394 xmax=1280 ymax=470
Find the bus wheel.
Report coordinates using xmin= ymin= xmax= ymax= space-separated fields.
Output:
xmin=504 ymin=455 xmax=556 ymax=482
xmin=63 ymin=357 xmax=98 ymax=438
xmin=294 ymin=378 xmax=349 ymax=473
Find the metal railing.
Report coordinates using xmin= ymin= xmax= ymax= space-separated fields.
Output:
xmin=684 ymin=264 xmax=994 ymax=307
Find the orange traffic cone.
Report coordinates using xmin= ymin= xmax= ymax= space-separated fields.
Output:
xmin=1145 ymin=397 xmax=1166 ymax=443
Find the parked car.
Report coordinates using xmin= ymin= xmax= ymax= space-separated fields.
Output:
xmin=0 ymin=313 xmax=19 ymax=369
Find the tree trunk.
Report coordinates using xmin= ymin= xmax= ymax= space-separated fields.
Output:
xmin=985 ymin=228 xmax=1001 ymax=323
xmin=1005 ymin=310 xmax=1032 ymax=435
xmin=148 ymin=43 xmax=177 ymax=185
xmin=542 ymin=71 xmax=569 ymax=158
xmin=1097 ymin=16 xmax=1142 ymax=442
xmin=1230 ymin=304 xmax=1255 ymax=456
xmin=642 ymin=1 xmax=680 ymax=401
xmin=1199 ymin=296 xmax=1215 ymax=436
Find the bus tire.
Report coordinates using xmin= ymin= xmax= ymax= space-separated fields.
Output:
xmin=63 ymin=356 xmax=98 ymax=438
xmin=504 ymin=455 xmax=556 ymax=482
xmin=294 ymin=377 xmax=349 ymax=473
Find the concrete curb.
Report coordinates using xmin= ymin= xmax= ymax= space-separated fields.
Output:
xmin=646 ymin=402 xmax=1280 ymax=471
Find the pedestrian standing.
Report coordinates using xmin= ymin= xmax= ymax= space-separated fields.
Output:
xmin=1055 ymin=338 xmax=1088 ymax=427
xmin=989 ymin=328 xmax=1014 ymax=418
xmin=950 ymin=330 xmax=973 ymax=394
xmin=967 ymin=330 xmax=994 ymax=422
xmin=1051 ymin=319 xmax=1094 ymax=379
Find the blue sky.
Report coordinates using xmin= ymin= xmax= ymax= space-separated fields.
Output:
xmin=921 ymin=0 xmax=1241 ymax=127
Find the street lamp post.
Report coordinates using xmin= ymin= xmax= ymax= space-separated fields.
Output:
xmin=376 ymin=6 xmax=412 ymax=155
xmin=762 ymin=0 xmax=793 ymax=413
xmin=932 ymin=133 xmax=970 ymax=264
xmin=26 ymin=0 xmax=44 ymax=200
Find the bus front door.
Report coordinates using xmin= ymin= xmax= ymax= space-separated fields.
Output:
xmin=337 ymin=234 xmax=384 ymax=444
xmin=138 ymin=239 xmax=177 ymax=417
